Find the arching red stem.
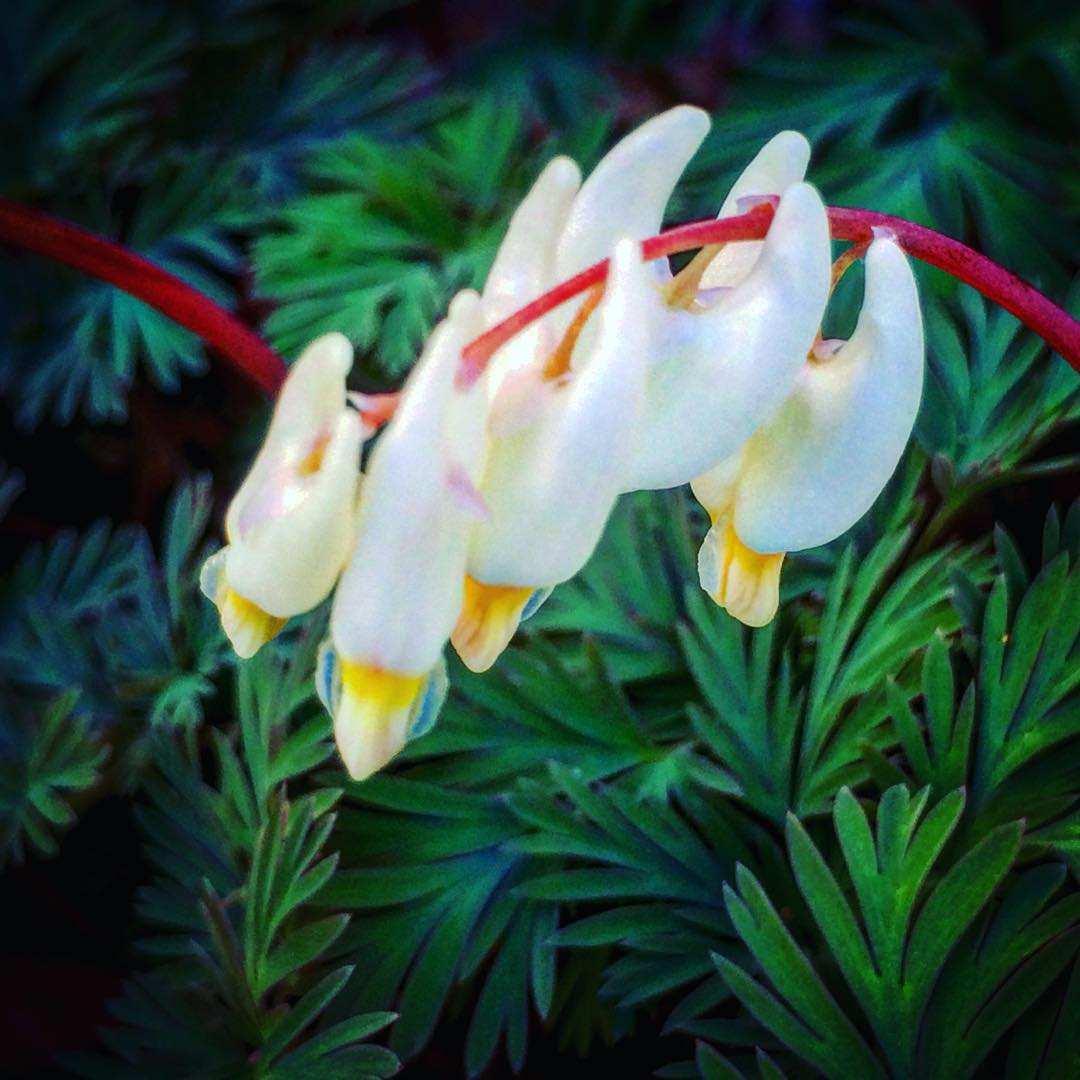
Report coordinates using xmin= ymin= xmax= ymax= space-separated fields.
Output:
xmin=0 ymin=198 xmax=286 ymax=395
xmin=458 ymin=203 xmax=1080 ymax=387
xmin=2 ymin=197 xmax=1077 ymax=406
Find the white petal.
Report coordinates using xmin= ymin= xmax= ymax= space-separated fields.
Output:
xmin=483 ymin=156 xmax=581 ymax=324
xmin=226 ymin=408 xmax=363 ymax=616
xmin=200 ymin=548 xmax=286 ymax=657
xmin=470 ymin=239 xmax=653 ymax=586
xmin=703 ymin=130 xmax=812 ymax=289
xmin=623 ymin=182 xmax=832 ymax=491
xmin=690 ymin=446 xmax=746 ymax=518
xmin=330 ymin=294 xmax=487 ymax=674
xmin=554 ymin=106 xmax=710 ymax=282
xmin=273 ymin=331 xmax=354 ymax=432
xmin=733 ymin=236 xmax=924 ymax=553
xmin=482 ymin=158 xmax=582 ymax=397
xmin=225 ymin=332 xmax=354 ymax=542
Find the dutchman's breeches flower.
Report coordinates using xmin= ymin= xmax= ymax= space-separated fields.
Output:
xmin=201 ymin=333 xmax=364 ymax=657
xmin=691 ymin=233 xmax=925 ymax=626
xmin=319 ymin=293 xmax=489 ymax=780
xmin=536 ymin=108 xmax=834 ymax=495
xmin=447 ymin=106 xmax=824 ymax=671
xmin=202 ymin=103 xmax=929 ymax=781
xmin=452 ymin=240 xmax=655 ymax=672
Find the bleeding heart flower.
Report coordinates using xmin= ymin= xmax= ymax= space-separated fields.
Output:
xmin=201 ymin=333 xmax=364 ymax=657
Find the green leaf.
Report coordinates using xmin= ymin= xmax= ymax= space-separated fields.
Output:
xmin=0 ymin=691 xmax=107 ymax=867
xmin=921 ymin=866 xmax=1080 ymax=1076
xmin=725 ymin=784 xmax=1027 ymax=1077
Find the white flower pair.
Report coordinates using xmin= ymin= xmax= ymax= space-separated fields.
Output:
xmin=202 ymin=106 xmax=924 ymax=780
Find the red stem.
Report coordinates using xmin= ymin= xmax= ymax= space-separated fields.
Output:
xmin=2 ymin=197 xmax=1077 ymax=406
xmin=459 ymin=203 xmax=1080 ymax=387
xmin=0 ymin=198 xmax=287 ymax=395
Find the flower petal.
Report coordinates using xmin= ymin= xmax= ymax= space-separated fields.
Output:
xmin=733 ymin=235 xmax=924 ymax=553
xmin=330 ymin=292 xmax=488 ymax=675
xmin=702 ymin=130 xmax=811 ymax=289
xmin=224 ymin=406 xmax=364 ymax=617
xmin=451 ymin=577 xmax=535 ymax=672
xmin=470 ymin=239 xmax=653 ymax=586
xmin=483 ymin=156 xmax=581 ymax=323
xmin=690 ymin=447 xmax=746 ymax=520
xmin=226 ymin=332 xmax=354 ymax=542
xmin=554 ymin=106 xmax=710 ymax=282
xmin=483 ymin=158 xmax=582 ymax=397
xmin=200 ymin=549 xmax=286 ymax=658
xmin=317 ymin=643 xmax=428 ymax=780
xmin=697 ymin=516 xmax=784 ymax=627
xmin=623 ymin=181 xmax=831 ymax=491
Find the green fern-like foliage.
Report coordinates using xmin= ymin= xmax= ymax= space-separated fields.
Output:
xmin=3 ymin=1 xmax=1080 ymax=1077
xmin=0 ymin=0 xmax=434 ymax=426
xmin=0 ymin=692 xmax=107 ymax=868
xmin=253 ymin=96 xmax=610 ymax=376
xmin=74 ymin=637 xmax=399 ymax=1078
xmin=680 ymin=2 xmax=1080 ymax=288
xmin=0 ymin=478 xmax=227 ymax=737
xmin=715 ymin=787 xmax=1077 ymax=1079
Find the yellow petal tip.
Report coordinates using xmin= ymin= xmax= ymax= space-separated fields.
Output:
xmin=698 ymin=519 xmax=784 ymax=628
xmin=332 ymin=661 xmax=425 ymax=781
xmin=201 ymin=552 xmax=285 ymax=658
xmin=451 ymin=577 xmax=536 ymax=673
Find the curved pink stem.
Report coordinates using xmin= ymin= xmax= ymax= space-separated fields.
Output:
xmin=0 ymin=198 xmax=287 ymax=395
xmin=2 ymin=197 xmax=1077 ymax=406
xmin=458 ymin=203 xmax=1080 ymax=387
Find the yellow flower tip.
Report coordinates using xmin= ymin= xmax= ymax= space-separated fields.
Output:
xmin=698 ymin=518 xmax=785 ymax=628
xmin=218 ymin=586 xmax=287 ymax=658
xmin=199 ymin=550 xmax=285 ymax=658
xmin=451 ymin=576 xmax=536 ymax=673
xmin=332 ymin=660 xmax=425 ymax=781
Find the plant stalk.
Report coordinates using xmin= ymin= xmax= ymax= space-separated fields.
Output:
xmin=2 ymin=197 xmax=1078 ymax=404
xmin=0 ymin=198 xmax=287 ymax=395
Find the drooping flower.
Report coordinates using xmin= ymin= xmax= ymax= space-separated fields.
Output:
xmin=691 ymin=232 xmax=924 ymax=626
xmin=201 ymin=333 xmax=364 ymax=657
xmin=319 ymin=292 xmax=489 ymax=780
xmin=625 ymin=128 xmax=833 ymax=493
xmin=451 ymin=240 xmax=656 ymax=672
xmin=620 ymin=177 xmax=831 ymax=491
xmin=448 ymin=110 xmax=831 ymax=669
xmin=203 ymin=104 xmax=929 ymax=785
xmin=555 ymin=113 xmax=832 ymax=493
xmin=473 ymin=106 xmax=712 ymax=399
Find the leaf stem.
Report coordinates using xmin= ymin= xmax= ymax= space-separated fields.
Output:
xmin=0 ymin=198 xmax=287 ymax=396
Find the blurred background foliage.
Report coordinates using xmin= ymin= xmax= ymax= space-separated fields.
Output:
xmin=2 ymin=0 xmax=1080 ymax=1076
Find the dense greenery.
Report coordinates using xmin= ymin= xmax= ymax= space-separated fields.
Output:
xmin=3 ymin=1 xmax=1080 ymax=1076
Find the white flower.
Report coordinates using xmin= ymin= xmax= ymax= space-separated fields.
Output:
xmin=563 ymin=116 xmax=833 ymax=493
xmin=691 ymin=233 xmax=924 ymax=626
xmin=451 ymin=240 xmax=656 ymax=672
xmin=319 ymin=292 xmax=489 ymax=780
xmin=622 ymin=178 xmax=831 ymax=491
xmin=201 ymin=333 xmax=363 ymax=657
xmin=446 ymin=112 xmax=833 ymax=669
xmin=209 ymin=105 xmax=928 ymax=781
xmin=476 ymin=106 xmax=710 ymax=398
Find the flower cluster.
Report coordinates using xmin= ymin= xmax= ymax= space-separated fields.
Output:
xmin=202 ymin=107 xmax=924 ymax=780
